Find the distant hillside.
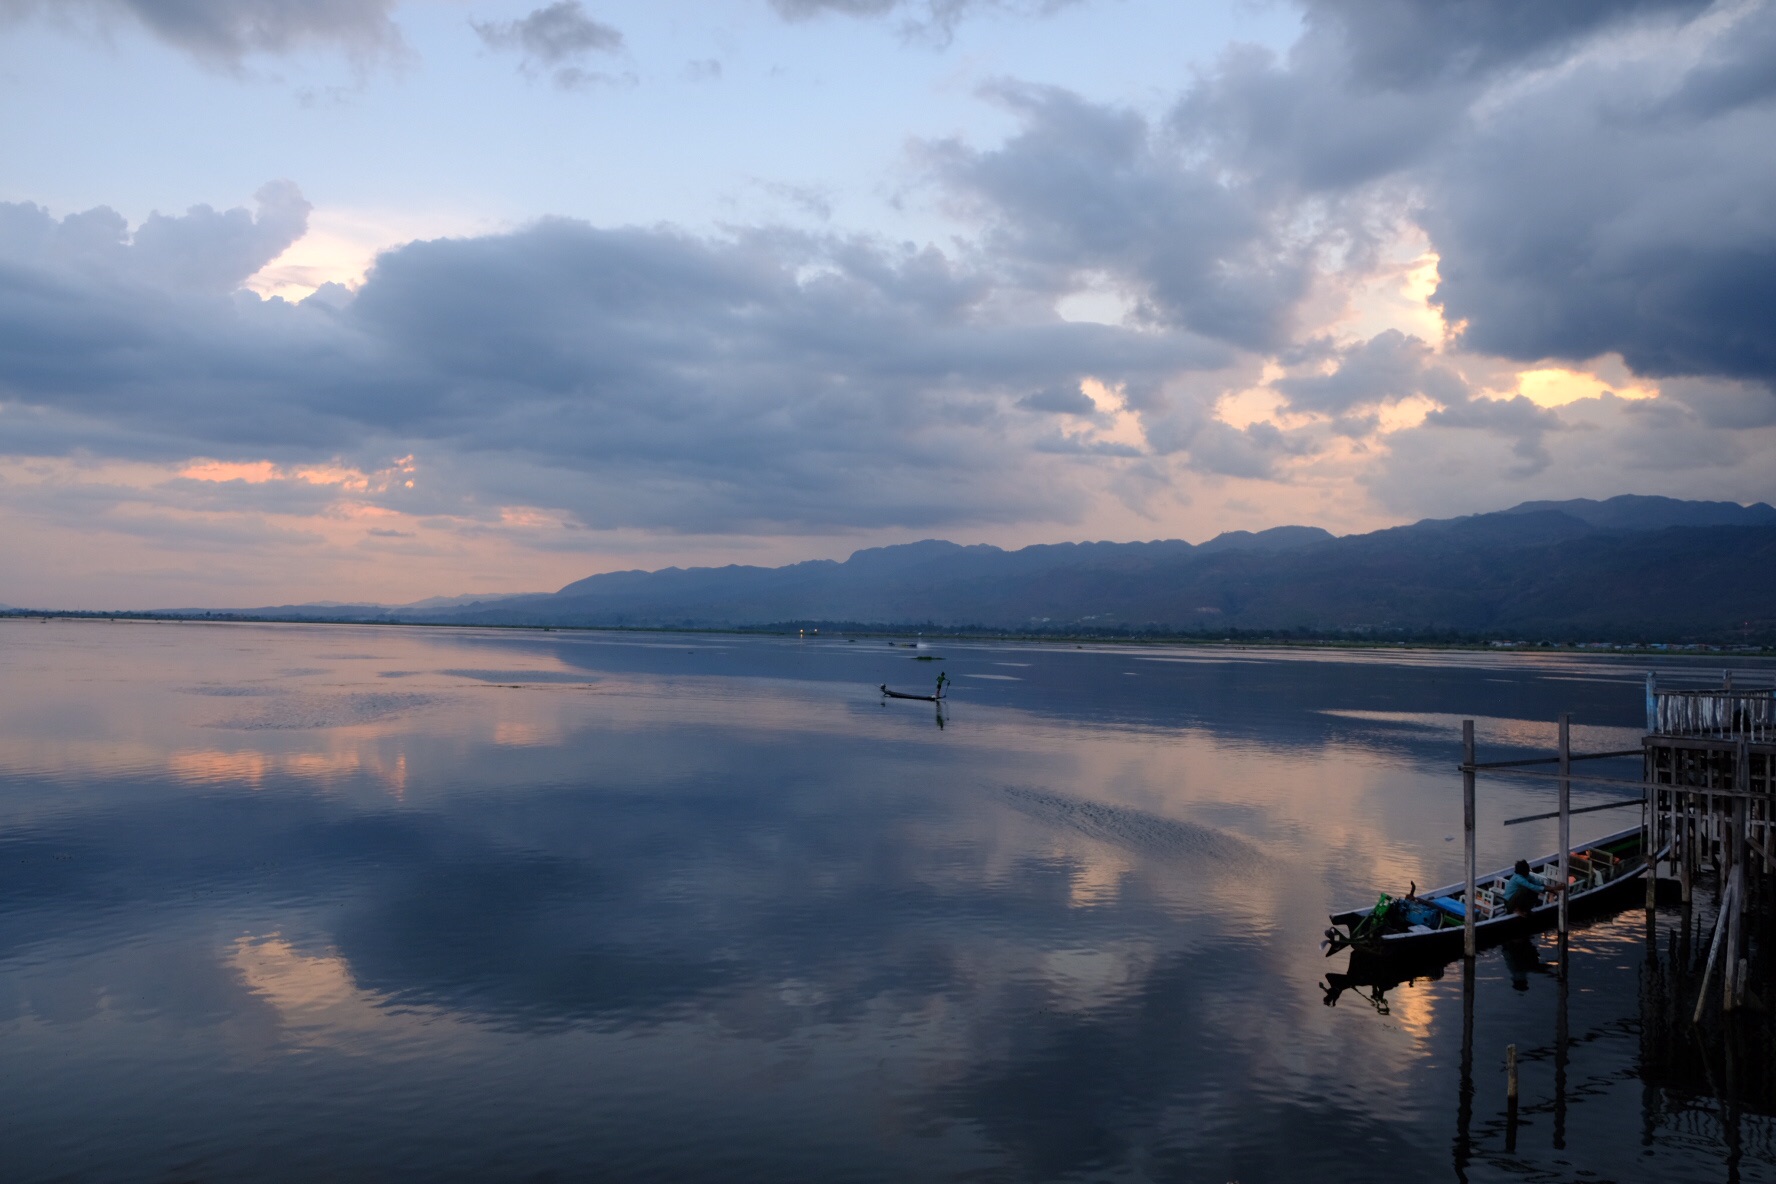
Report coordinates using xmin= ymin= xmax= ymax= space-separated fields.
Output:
xmin=425 ymin=496 xmax=1776 ymax=641
xmin=61 ymin=495 xmax=1772 ymax=643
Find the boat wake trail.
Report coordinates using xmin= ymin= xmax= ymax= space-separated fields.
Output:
xmin=999 ymin=786 xmax=1258 ymax=865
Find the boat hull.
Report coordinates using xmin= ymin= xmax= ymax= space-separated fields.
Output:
xmin=1326 ymin=826 xmax=1656 ymax=957
xmin=880 ymin=685 xmax=943 ymax=702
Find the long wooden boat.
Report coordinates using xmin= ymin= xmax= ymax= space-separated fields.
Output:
xmin=1323 ymin=826 xmax=1660 ymax=958
xmin=879 ymin=684 xmax=944 ymax=701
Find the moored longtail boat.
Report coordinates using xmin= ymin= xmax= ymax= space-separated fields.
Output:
xmin=1323 ymin=826 xmax=1661 ymax=957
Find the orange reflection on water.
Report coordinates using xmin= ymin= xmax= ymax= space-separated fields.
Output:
xmin=168 ymin=750 xmax=272 ymax=788
xmin=167 ymin=746 xmax=409 ymax=797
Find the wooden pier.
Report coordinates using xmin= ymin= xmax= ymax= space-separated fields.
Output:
xmin=1644 ymin=678 xmax=1776 ymax=1015
xmin=1452 ymin=676 xmax=1776 ymax=1013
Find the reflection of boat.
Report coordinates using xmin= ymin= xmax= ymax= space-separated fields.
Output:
xmin=1321 ymin=947 xmax=1450 ymax=1013
xmin=1324 ymin=826 xmax=1658 ymax=957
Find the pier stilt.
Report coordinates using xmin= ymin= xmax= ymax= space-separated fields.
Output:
xmin=1681 ymin=796 xmax=1693 ymax=905
xmin=1463 ymin=719 xmax=1477 ymax=961
xmin=1558 ymin=714 xmax=1571 ymax=959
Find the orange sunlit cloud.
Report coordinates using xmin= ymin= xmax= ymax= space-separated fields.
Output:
xmin=1505 ymin=367 xmax=1660 ymax=408
xmin=179 ymin=455 xmax=416 ymax=493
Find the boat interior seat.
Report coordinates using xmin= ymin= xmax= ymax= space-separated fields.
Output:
xmin=1472 ymin=886 xmax=1503 ymax=920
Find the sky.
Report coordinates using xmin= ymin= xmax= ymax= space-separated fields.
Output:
xmin=1 ymin=0 xmax=1773 ymax=609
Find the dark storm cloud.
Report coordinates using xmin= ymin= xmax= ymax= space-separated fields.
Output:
xmin=0 ymin=0 xmax=402 ymax=65
xmin=1302 ymin=0 xmax=1712 ymax=88
xmin=1419 ymin=1 xmax=1776 ymax=387
xmin=472 ymin=1 xmax=624 ymax=90
xmin=1166 ymin=0 xmax=1776 ymax=392
xmin=930 ymin=83 xmax=1312 ymax=351
xmin=0 ymin=189 xmax=1225 ymax=534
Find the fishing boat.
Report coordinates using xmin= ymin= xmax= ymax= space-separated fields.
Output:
xmin=1323 ymin=825 xmax=1661 ymax=958
xmin=881 ymin=671 xmax=948 ymax=702
xmin=879 ymin=684 xmax=944 ymax=701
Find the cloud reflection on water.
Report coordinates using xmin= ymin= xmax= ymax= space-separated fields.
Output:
xmin=0 ymin=620 xmax=1768 ymax=1181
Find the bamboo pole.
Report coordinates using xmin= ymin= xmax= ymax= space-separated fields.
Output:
xmin=1695 ymin=874 xmax=1739 ymax=1023
xmin=1726 ymin=797 xmax=1747 ymax=1013
xmin=1463 ymin=719 xmax=1477 ymax=959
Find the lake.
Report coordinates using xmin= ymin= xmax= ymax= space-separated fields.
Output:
xmin=0 ymin=619 xmax=1770 ymax=1182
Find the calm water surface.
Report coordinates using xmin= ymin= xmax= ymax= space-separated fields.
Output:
xmin=1 ymin=620 xmax=1772 ymax=1182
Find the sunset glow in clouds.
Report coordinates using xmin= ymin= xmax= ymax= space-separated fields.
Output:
xmin=1 ymin=0 xmax=1773 ymax=608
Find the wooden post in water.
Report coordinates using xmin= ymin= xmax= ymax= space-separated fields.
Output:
xmin=1558 ymin=713 xmax=1572 ymax=949
xmin=1681 ymin=785 xmax=1693 ymax=905
xmin=1463 ymin=719 xmax=1477 ymax=960
xmin=1726 ymin=791 xmax=1747 ymax=1014
xmin=1695 ymin=873 xmax=1737 ymax=1023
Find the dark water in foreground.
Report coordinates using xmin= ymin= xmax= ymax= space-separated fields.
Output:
xmin=1 ymin=620 xmax=1772 ymax=1183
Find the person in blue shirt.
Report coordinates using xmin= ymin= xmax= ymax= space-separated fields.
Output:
xmin=1503 ymin=859 xmax=1561 ymax=916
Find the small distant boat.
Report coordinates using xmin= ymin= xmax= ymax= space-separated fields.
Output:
xmin=1323 ymin=826 xmax=1660 ymax=957
xmin=880 ymin=684 xmax=944 ymax=701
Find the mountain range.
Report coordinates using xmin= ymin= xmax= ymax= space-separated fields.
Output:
xmin=111 ymin=495 xmax=1776 ymax=643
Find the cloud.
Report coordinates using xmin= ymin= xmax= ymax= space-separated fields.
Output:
xmin=0 ymin=189 xmax=1229 ymax=537
xmin=1182 ymin=419 xmax=1316 ymax=480
xmin=0 ymin=181 xmax=310 ymax=293
xmin=6 ymin=0 xmax=1776 ymax=583
xmin=0 ymin=0 xmax=403 ymax=67
xmin=1017 ymin=384 xmax=1095 ymax=415
xmin=1275 ymin=330 xmax=1468 ymax=416
xmin=1367 ymin=378 xmax=1776 ymax=517
xmin=472 ymin=1 xmax=624 ymax=89
xmin=768 ymin=0 xmax=1080 ymax=42
xmin=928 ymin=83 xmax=1312 ymax=351
xmin=1164 ymin=0 xmax=1776 ymax=393
xmin=1302 ymin=0 xmax=1712 ymax=89
xmin=1418 ymin=1 xmax=1776 ymax=388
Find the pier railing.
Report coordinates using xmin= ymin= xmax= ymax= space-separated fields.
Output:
xmin=1649 ymin=688 xmax=1776 ymax=743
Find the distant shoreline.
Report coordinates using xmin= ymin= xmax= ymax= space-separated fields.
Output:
xmin=6 ymin=610 xmax=1773 ymax=659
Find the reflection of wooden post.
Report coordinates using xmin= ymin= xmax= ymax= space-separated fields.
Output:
xmin=1455 ymin=955 xmax=1475 ymax=1177
xmin=1505 ymin=1043 xmax=1519 ymax=1153
xmin=1554 ymin=953 xmax=1569 ymax=1150
xmin=1558 ymin=714 xmax=1572 ymax=951
xmin=1464 ymin=719 xmax=1477 ymax=960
